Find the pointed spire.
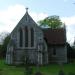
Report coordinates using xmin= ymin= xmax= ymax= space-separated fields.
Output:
xmin=26 ymin=7 xmax=28 ymax=13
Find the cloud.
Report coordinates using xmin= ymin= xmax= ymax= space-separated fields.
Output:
xmin=0 ymin=4 xmax=25 ymax=32
xmin=61 ymin=16 xmax=75 ymax=44
xmin=66 ymin=26 xmax=75 ymax=44
xmin=0 ymin=4 xmax=48 ymax=33
xmin=61 ymin=16 xmax=75 ymax=26
xmin=0 ymin=4 xmax=75 ymax=44
xmin=30 ymin=12 xmax=48 ymax=22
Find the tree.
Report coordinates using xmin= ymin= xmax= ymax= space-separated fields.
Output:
xmin=2 ymin=35 xmax=10 ymax=58
xmin=0 ymin=34 xmax=10 ymax=58
xmin=0 ymin=32 xmax=9 ymax=44
xmin=38 ymin=15 xmax=64 ymax=28
xmin=0 ymin=45 xmax=3 ymax=58
xmin=0 ymin=32 xmax=10 ymax=58
xmin=67 ymin=43 xmax=75 ymax=63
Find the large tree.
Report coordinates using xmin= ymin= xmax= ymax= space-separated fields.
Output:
xmin=38 ymin=15 xmax=64 ymax=28
xmin=0 ymin=32 xmax=10 ymax=58
xmin=67 ymin=43 xmax=75 ymax=63
xmin=2 ymin=35 xmax=10 ymax=57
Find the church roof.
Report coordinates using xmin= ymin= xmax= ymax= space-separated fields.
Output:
xmin=43 ymin=28 xmax=66 ymax=45
xmin=18 ymin=9 xmax=34 ymax=24
xmin=11 ymin=8 xmax=39 ymax=34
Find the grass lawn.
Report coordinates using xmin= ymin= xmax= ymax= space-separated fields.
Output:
xmin=0 ymin=59 xmax=75 ymax=75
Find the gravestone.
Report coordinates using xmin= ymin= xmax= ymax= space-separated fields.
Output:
xmin=58 ymin=70 xmax=65 ymax=75
xmin=34 ymin=72 xmax=43 ymax=75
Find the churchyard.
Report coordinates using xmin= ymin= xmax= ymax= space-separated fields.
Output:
xmin=0 ymin=59 xmax=75 ymax=75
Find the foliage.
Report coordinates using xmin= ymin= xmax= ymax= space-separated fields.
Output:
xmin=0 ymin=32 xmax=10 ymax=58
xmin=67 ymin=43 xmax=75 ymax=63
xmin=0 ymin=32 xmax=9 ymax=45
xmin=0 ymin=45 xmax=3 ymax=58
xmin=1 ymin=35 xmax=10 ymax=58
xmin=38 ymin=15 xmax=64 ymax=28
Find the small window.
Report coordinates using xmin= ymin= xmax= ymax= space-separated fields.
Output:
xmin=53 ymin=48 xmax=56 ymax=55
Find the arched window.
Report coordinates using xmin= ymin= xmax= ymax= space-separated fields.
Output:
xmin=31 ymin=28 xmax=34 ymax=47
xmin=25 ymin=26 xmax=28 ymax=47
xmin=19 ymin=28 xmax=23 ymax=47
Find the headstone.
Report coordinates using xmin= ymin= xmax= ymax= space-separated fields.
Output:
xmin=34 ymin=72 xmax=43 ymax=75
xmin=58 ymin=70 xmax=65 ymax=75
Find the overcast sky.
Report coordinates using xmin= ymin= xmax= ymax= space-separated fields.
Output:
xmin=0 ymin=0 xmax=75 ymax=44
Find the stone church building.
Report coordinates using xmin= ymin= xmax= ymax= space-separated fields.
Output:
xmin=6 ymin=9 xmax=67 ymax=65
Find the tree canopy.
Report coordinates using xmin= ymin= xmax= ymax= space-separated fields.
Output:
xmin=2 ymin=35 xmax=10 ymax=57
xmin=0 ymin=32 xmax=10 ymax=58
xmin=38 ymin=15 xmax=64 ymax=28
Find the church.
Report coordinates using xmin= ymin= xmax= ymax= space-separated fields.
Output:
xmin=6 ymin=8 xmax=67 ymax=65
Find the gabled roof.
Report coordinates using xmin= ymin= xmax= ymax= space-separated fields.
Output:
xmin=11 ymin=9 xmax=39 ymax=35
xmin=43 ymin=28 xmax=66 ymax=45
xmin=18 ymin=10 xmax=35 ymax=25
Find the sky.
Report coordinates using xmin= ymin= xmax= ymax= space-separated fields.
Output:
xmin=0 ymin=0 xmax=75 ymax=44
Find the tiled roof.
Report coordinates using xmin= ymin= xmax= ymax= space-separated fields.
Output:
xmin=43 ymin=28 xmax=66 ymax=45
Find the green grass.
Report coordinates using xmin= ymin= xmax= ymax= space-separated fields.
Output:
xmin=0 ymin=59 xmax=75 ymax=75
xmin=0 ymin=60 xmax=24 ymax=75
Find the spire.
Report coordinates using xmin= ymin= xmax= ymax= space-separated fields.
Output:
xmin=26 ymin=7 xmax=28 ymax=13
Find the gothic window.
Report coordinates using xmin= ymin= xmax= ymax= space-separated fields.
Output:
xmin=31 ymin=28 xmax=34 ymax=47
xmin=26 ymin=16 xmax=28 ymax=21
xmin=19 ymin=28 xmax=23 ymax=47
xmin=53 ymin=48 xmax=56 ymax=55
xmin=25 ymin=26 xmax=28 ymax=47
